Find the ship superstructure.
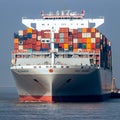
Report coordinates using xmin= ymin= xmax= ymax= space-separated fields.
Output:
xmin=11 ymin=10 xmax=112 ymax=102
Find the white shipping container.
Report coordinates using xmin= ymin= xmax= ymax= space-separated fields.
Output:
xmin=69 ymin=29 xmax=73 ymax=33
xmin=18 ymin=30 xmax=23 ymax=36
xmin=18 ymin=45 xmax=23 ymax=50
xmin=37 ymin=36 xmax=41 ymax=40
xmin=95 ymin=32 xmax=101 ymax=38
xmin=100 ymin=34 xmax=103 ymax=39
xmin=91 ymin=38 xmax=96 ymax=43
xmin=54 ymin=48 xmax=58 ymax=52
xmin=82 ymin=33 xmax=87 ymax=38
xmin=86 ymin=33 xmax=91 ymax=38
xmin=73 ymin=38 xmax=78 ymax=43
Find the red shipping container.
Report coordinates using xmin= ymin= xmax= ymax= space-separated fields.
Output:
xmin=59 ymin=28 xmax=69 ymax=33
xmin=31 ymin=39 xmax=36 ymax=44
xmin=73 ymin=29 xmax=78 ymax=34
xmin=38 ymin=31 xmax=42 ymax=36
xmin=78 ymin=33 xmax=82 ymax=38
xmin=44 ymin=33 xmax=51 ymax=38
xmin=44 ymin=30 xmax=50 ymax=33
xmin=68 ymin=36 xmax=73 ymax=41
xmin=23 ymin=30 xmax=27 ymax=35
xmin=26 ymin=39 xmax=32 ymax=44
xmin=91 ymin=33 xmax=96 ymax=38
xmin=78 ymin=38 xmax=82 ymax=43
xmin=36 ymin=41 xmax=41 ymax=46
xmin=23 ymin=40 xmax=27 ymax=45
xmin=87 ymin=28 xmax=91 ymax=32
xmin=82 ymin=38 xmax=87 ymax=43
xmin=54 ymin=33 xmax=59 ymax=38
xmin=73 ymin=43 xmax=78 ymax=49
xmin=41 ymin=43 xmax=49 ymax=48
xmin=23 ymin=44 xmax=32 ymax=49
xmin=32 ymin=29 xmax=37 ymax=34
xmin=14 ymin=43 xmax=19 ymax=50
xmin=32 ymin=44 xmax=36 ymax=50
xmin=32 ymin=34 xmax=37 ymax=39
xmin=35 ymin=46 xmax=41 ymax=51
xmin=59 ymin=43 xmax=64 ymax=48
xmin=68 ymin=41 xmax=73 ymax=45
xmin=96 ymin=38 xmax=100 ymax=43
xmin=41 ymin=30 xmax=45 ymax=37
xmin=63 ymin=33 xmax=68 ymax=38
xmin=55 ymin=38 xmax=60 ymax=43
xmin=73 ymin=33 xmax=78 ymax=38
xmin=64 ymin=38 xmax=69 ymax=43
xmin=91 ymin=43 xmax=96 ymax=49
xmin=27 ymin=44 xmax=32 ymax=49
xmin=23 ymin=45 xmax=28 ymax=49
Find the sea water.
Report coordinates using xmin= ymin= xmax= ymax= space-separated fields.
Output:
xmin=0 ymin=87 xmax=120 ymax=120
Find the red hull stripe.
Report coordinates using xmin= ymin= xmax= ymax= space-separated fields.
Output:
xmin=19 ymin=96 xmax=53 ymax=103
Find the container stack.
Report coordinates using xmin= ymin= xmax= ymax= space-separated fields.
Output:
xmin=13 ymin=27 xmax=103 ymax=52
xmin=13 ymin=27 xmax=112 ymax=68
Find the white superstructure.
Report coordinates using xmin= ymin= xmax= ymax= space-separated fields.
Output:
xmin=22 ymin=10 xmax=104 ymax=32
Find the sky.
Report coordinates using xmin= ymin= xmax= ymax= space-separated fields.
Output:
xmin=0 ymin=0 xmax=120 ymax=88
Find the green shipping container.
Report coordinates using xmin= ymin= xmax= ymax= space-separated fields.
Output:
xmin=82 ymin=44 xmax=86 ymax=49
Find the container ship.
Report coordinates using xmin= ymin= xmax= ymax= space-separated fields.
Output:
xmin=11 ymin=10 xmax=112 ymax=102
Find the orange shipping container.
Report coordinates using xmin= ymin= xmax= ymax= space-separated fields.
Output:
xmin=86 ymin=43 xmax=91 ymax=49
xmin=91 ymin=28 xmax=96 ymax=32
xmin=82 ymin=28 xmax=87 ymax=33
xmin=86 ymin=38 xmax=91 ymax=44
xmin=14 ymin=38 xmax=19 ymax=44
xmin=73 ymin=49 xmax=78 ymax=52
xmin=64 ymin=44 xmax=68 ymax=49
xmin=27 ymin=28 xmax=32 ymax=33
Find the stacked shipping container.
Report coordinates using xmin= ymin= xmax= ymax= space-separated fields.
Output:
xmin=13 ymin=27 xmax=112 ymax=69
